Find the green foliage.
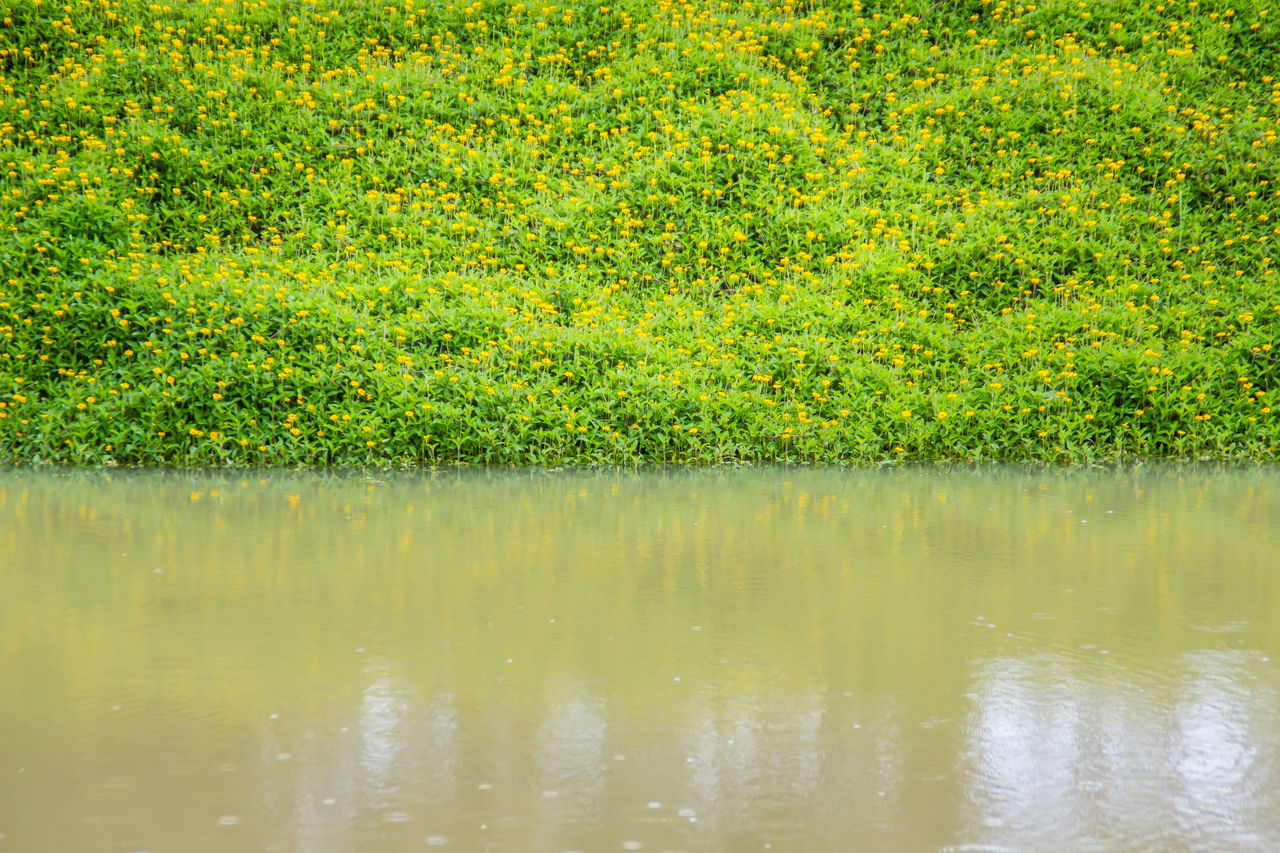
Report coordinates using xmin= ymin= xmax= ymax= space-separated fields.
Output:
xmin=1 ymin=0 xmax=1277 ymax=465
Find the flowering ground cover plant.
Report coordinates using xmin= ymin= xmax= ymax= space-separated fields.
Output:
xmin=1 ymin=0 xmax=1277 ymax=464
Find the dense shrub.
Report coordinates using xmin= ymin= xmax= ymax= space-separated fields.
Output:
xmin=1 ymin=0 xmax=1277 ymax=464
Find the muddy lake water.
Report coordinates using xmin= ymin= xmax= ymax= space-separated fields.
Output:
xmin=1 ymin=466 xmax=1278 ymax=851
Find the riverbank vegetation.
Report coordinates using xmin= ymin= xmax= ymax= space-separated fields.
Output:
xmin=2 ymin=0 xmax=1277 ymax=464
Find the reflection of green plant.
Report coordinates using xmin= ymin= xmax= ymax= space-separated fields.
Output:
xmin=1 ymin=0 xmax=1277 ymax=464
xmin=5 ymin=468 xmax=1280 ymax=721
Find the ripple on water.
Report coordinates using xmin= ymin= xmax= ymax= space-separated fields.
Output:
xmin=1191 ymin=621 xmax=1252 ymax=635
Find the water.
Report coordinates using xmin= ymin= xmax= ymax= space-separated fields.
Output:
xmin=1 ymin=466 xmax=1278 ymax=852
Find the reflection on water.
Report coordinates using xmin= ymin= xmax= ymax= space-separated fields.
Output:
xmin=0 ymin=466 xmax=1278 ymax=851
xmin=962 ymin=650 xmax=1278 ymax=851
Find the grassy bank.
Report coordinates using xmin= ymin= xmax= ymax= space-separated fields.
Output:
xmin=1 ymin=0 xmax=1277 ymax=465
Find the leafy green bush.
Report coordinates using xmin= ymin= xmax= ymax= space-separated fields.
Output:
xmin=1 ymin=0 xmax=1277 ymax=465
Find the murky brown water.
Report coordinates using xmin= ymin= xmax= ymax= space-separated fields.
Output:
xmin=1 ymin=467 xmax=1278 ymax=852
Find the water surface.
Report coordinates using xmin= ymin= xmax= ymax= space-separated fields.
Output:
xmin=1 ymin=467 xmax=1278 ymax=851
